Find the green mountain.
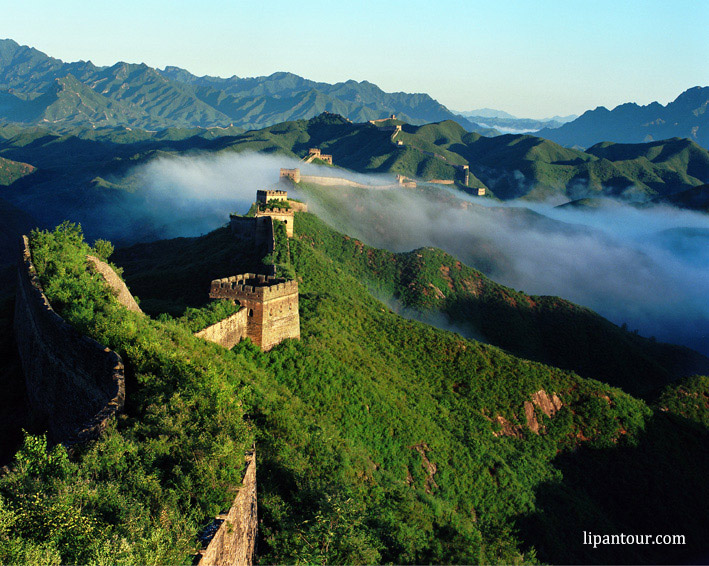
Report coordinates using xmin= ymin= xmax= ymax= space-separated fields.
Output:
xmin=0 ymin=38 xmax=494 ymax=134
xmin=0 ymin=113 xmax=707 ymax=255
xmin=2 ymin=217 xmax=708 ymax=564
xmin=0 ymin=155 xmax=34 ymax=185
xmin=537 ymin=86 xmax=709 ymax=149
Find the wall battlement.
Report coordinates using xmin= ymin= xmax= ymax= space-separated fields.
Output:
xmin=307 ymin=148 xmax=333 ymax=164
xmin=210 ymin=274 xmax=298 ymax=301
xmin=14 ymin=236 xmax=125 ymax=444
xmin=254 ymin=207 xmax=295 ymax=237
xmin=257 ymin=189 xmax=288 ymax=203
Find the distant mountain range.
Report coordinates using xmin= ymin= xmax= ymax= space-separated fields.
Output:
xmin=0 ymin=38 xmax=497 ymax=135
xmin=456 ymin=109 xmax=578 ymax=133
xmin=537 ymin=87 xmax=709 ymax=148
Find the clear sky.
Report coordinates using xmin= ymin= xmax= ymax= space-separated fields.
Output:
xmin=3 ymin=0 xmax=707 ymax=118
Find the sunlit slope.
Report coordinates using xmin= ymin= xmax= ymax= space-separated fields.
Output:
xmin=292 ymin=212 xmax=709 ymax=397
xmin=107 ymin=216 xmax=709 ymax=564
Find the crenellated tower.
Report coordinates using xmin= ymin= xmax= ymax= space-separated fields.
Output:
xmin=209 ymin=273 xmax=300 ymax=351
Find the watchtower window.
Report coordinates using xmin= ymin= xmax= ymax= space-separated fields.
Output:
xmin=248 ymin=308 xmax=254 ymax=317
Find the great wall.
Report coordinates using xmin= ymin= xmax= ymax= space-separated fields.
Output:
xmin=14 ymin=236 xmax=125 ymax=445
xmin=283 ymin=143 xmax=486 ymax=194
xmin=10 ymin=137 xmax=485 ymax=563
xmin=11 ymin=186 xmax=309 ymax=565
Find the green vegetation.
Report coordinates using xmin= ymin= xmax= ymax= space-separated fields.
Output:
xmin=262 ymin=219 xmax=295 ymax=280
xmin=2 ymin=217 xmax=709 ymax=564
xmin=291 ymin=211 xmax=708 ymax=397
xmin=1 ymin=222 xmax=253 ymax=563
xmin=167 ymin=300 xmax=240 ymax=333
xmin=258 ymin=199 xmax=291 ymax=211
xmin=657 ymin=375 xmax=709 ymax=428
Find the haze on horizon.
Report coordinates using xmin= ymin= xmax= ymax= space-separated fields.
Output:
xmin=6 ymin=0 xmax=708 ymax=119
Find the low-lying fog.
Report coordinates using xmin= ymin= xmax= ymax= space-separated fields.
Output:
xmin=125 ymin=152 xmax=709 ymax=356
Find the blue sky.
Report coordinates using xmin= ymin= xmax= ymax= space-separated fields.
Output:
xmin=3 ymin=0 xmax=707 ymax=118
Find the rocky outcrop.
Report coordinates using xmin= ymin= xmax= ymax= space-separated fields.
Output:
xmin=491 ymin=390 xmax=564 ymax=437
xmin=524 ymin=390 xmax=563 ymax=434
xmin=14 ymin=237 xmax=125 ymax=444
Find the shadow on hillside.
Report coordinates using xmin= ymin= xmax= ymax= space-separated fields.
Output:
xmin=516 ymin=412 xmax=709 ymax=564
xmin=0 ymin=292 xmax=40 ymax=467
xmin=442 ymin=293 xmax=709 ymax=399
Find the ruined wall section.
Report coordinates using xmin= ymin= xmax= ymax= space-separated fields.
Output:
xmin=198 ymin=452 xmax=258 ymax=566
xmin=14 ymin=236 xmax=125 ymax=444
xmin=87 ymin=255 xmax=143 ymax=314
xmin=194 ymin=308 xmax=249 ymax=350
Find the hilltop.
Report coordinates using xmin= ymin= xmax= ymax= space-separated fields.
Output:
xmin=537 ymin=86 xmax=709 ymax=149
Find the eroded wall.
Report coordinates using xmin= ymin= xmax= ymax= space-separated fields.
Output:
xmin=198 ymin=452 xmax=258 ymax=566
xmin=14 ymin=237 xmax=125 ymax=444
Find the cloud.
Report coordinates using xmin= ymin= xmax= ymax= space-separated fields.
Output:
xmin=119 ymin=152 xmax=709 ymax=356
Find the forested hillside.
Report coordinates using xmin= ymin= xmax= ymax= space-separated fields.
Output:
xmin=0 ymin=220 xmax=702 ymax=563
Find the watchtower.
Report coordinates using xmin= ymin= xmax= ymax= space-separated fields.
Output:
xmin=308 ymin=148 xmax=333 ymax=164
xmin=257 ymin=189 xmax=289 ymax=205
xmin=280 ymin=168 xmax=301 ymax=183
xmin=209 ymin=273 xmax=300 ymax=351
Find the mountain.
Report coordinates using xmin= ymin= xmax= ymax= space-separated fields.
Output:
xmin=537 ymin=87 xmax=709 ymax=149
xmin=455 ymin=110 xmax=578 ymax=133
xmin=1 ymin=114 xmax=708 ymax=246
xmin=0 ymin=38 xmax=494 ymax=134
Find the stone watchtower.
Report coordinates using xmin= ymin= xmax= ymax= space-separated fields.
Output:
xmin=209 ymin=273 xmax=300 ymax=351
xmin=254 ymin=189 xmax=295 ymax=237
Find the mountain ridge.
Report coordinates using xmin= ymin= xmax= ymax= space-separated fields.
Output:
xmin=537 ymin=86 xmax=709 ymax=148
xmin=0 ymin=38 xmax=494 ymax=134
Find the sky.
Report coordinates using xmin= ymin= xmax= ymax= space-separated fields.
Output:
xmin=3 ymin=0 xmax=708 ymax=118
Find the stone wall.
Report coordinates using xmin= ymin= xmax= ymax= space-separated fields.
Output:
xmin=194 ymin=309 xmax=249 ymax=350
xmin=229 ymin=215 xmax=275 ymax=254
xmin=198 ymin=452 xmax=258 ymax=566
xmin=299 ymin=174 xmax=398 ymax=190
xmin=14 ymin=236 xmax=125 ymax=444
xmin=255 ymin=208 xmax=294 ymax=237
